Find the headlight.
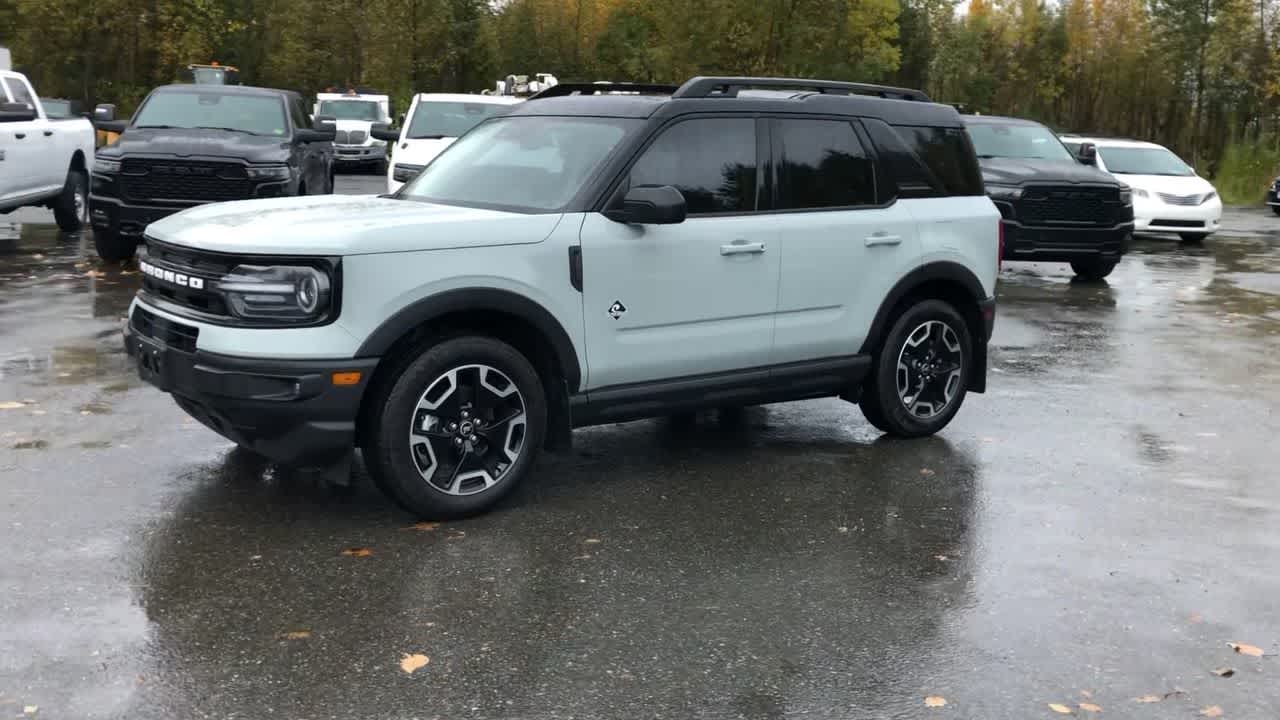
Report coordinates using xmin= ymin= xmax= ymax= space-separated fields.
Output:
xmin=93 ymin=157 xmax=121 ymax=174
xmin=1200 ymin=191 xmax=1218 ymax=204
xmin=217 ymin=264 xmax=333 ymax=322
xmin=1119 ymin=188 xmax=1133 ymax=205
xmin=393 ymin=163 xmax=426 ymax=183
xmin=246 ymin=165 xmax=292 ymax=181
xmin=985 ymin=184 xmax=1022 ymax=201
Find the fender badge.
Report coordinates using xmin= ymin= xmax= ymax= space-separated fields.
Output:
xmin=607 ymin=301 xmax=627 ymax=320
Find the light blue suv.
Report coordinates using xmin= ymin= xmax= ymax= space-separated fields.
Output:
xmin=124 ymin=76 xmax=1001 ymax=518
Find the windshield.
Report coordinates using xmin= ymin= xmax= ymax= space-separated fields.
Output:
xmin=1099 ymin=146 xmax=1194 ymax=176
xmin=190 ymin=68 xmax=230 ymax=85
xmin=407 ymin=101 xmax=510 ymax=139
xmin=400 ymin=116 xmax=638 ymax=213
xmin=318 ymin=100 xmax=382 ymax=122
xmin=133 ymin=91 xmax=287 ymax=136
xmin=966 ymin=122 xmax=1076 ymax=163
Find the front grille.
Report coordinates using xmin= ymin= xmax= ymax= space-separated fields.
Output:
xmin=120 ymin=159 xmax=252 ymax=202
xmin=1150 ymin=219 xmax=1204 ymax=228
xmin=334 ymin=129 xmax=367 ymax=146
xmin=132 ymin=305 xmax=199 ymax=353
xmin=1016 ymin=185 xmax=1122 ymax=227
xmin=140 ymin=239 xmax=236 ymax=318
xmin=1157 ymin=192 xmax=1202 ymax=206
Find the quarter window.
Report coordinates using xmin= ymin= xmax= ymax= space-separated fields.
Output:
xmin=3 ymin=77 xmax=35 ymax=108
xmin=774 ymin=119 xmax=877 ymax=209
xmin=629 ymin=118 xmax=758 ymax=214
xmin=289 ymin=99 xmax=309 ymax=130
xmin=892 ymin=125 xmax=984 ymax=196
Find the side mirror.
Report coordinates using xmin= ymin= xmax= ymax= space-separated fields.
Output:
xmin=313 ymin=115 xmax=336 ymax=129
xmin=605 ymin=185 xmax=687 ymax=225
xmin=0 ymin=102 xmax=37 ymax=122
xmin=295 ymin=128 xmax=335 ymax=143
xmin=370 ymin=126 xmax=400 ymax=142
xmin=94 ymin=103 xmax=116 ymax=122
xmin=95 ymin=119 xmax=128 ymax=134
xmin=1077 ymin=142 xmax=1097 ymax=166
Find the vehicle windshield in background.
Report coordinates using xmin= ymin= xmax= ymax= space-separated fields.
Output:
xmin=1099 ymin=146 xmax=1194 ymax=176
xmin=407 ymin=102 xmax=510 ymax=139
xmin=133 ymin=91 xmax=287 ymax=136
xmin=41 ymin=99 xmax=72 ymax=118
xmin=399 ymin=116 xmax=638 ymax=213
xmin=191 ymin=68 xmax=231 ymax=84
xmin=318 ymin=100 xmax=381 ymax=122
xmin=967 ymin=123 xmax=1076 ymax=163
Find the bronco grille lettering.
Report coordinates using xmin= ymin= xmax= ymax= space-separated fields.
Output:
xmin=139 ymin=260 xmax=206 ymax=290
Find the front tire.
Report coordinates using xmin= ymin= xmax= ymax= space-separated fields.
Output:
xmin=1070 ymin=258 xmax=1117 ymax=280
xmin=93 ymin=228 xmax=137 ymax=261
xmin=365 ymin=336 xmax=547 ymax=518
xmin=53 ymin=169 xmax=88 ymax=232
xmin=859 ymin=300 xmax=972 ymax=438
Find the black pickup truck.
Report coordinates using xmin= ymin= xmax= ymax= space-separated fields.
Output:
xmin=90 ymin=84 xmax=336 ymax=261
xmin=963 ymin=115 xmax=1133 ymax=280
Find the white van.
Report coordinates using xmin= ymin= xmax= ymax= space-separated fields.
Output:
xmin=380 ymin=93 xmax=519 ymax=193
xmin=314 ymin=90 xmax=392 ymax=172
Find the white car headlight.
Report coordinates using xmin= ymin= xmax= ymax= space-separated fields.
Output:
xmin=1199 ymin=191 xmax=1218 ymax=205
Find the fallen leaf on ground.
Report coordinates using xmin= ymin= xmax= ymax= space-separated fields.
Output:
xmin=1199 ymin=706 xmax=1223 ymax=717
xmin=340 ymin=547 xmax=373 ymax=557
xmin=1078 ymin=702 xmax=1102 ymax=713
xmin=1211 ymin=667 xmax=1235 ymax=677
xmin=445 ymin=530 xmax=466 ymax=540
xmin=1189 ymin=612 xmax=1204 ymax=623
xmin=837 ymin=526 xmax=849 ymax=533
xmin=924 ymin=696 xmax=946 ymax=708
xmin=1228 ymin=642 xmax=1264 ymax=657
xmin=400 ymin=653 xmax=429 ymax=674
xmin=1080 ymin=690 xmax=1094 ymax=699
xmin=0 ymin=401 xmax=25 ymax=410
xmin=1049 ymin=702 xmax=1073 ymax=714
xmin=583 ymin=538 xmax=602 ymax=544
xmin=934 ymin=554 xmax=949 ymax=561
xmin=410 ymin=521 xmax=440 ymax=531
xmin=920 ymin=468 xmax=936 ymax=476
xmin=85 ymin=270 xmax=105 ymax=278
xmin=280 ymin=630 xmax=311 ymax=640
xmin=12 ymin=439 xmax=48 ymax=450
xmin=1135 ymin=695 xmax=1162 ymax=704
xmin=23 ymin=706 xmax=37 ymax=715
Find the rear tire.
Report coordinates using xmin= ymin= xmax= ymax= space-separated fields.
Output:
xmin=1271 ymin=206 xmax=1280 ymax=216
xmin=365 ymin=336 xmax=547 ymax=519
xmin=1179 ymin=232 xmax=1208 ymax=244
xmin=859 ymin=299 xmax=972 ymax=438
xmin=53 ymin=170 xmax=88 ymax=232
xmin=1070 ymin=258 xmax=1117 ymax=280
xmin=94 ymin=228 xmax=137 ymax=261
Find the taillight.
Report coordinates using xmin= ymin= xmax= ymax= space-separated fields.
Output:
xmin=997 ymin=219 xmax=1004 ymax=272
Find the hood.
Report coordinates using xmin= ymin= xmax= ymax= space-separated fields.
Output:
xmin=979 ymin=157 xmax=1119 ymax=187
xmin=101 ymin=128 xmax=291 ymax=164
xmin=393 ymin=137 xmax=457 ymax=167
xmin=1110 ymin=172 xmax=1215 ymax=196
xmin=145 ymin=195 xmax=563 ymax=256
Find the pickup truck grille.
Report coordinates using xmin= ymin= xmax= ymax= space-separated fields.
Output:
xmin=1016 ymin=186 xmax=1123 ymax=227
xmin=138 ymin=239 xmax=235 ymax=319
xmin=335 ymin=130 xmax=367 ymax=145
xmin=120 ymin=159 xmax=252 ymax=203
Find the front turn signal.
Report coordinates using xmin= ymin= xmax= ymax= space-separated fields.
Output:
xmin=332 ymin=371 xmax=362 ymax=386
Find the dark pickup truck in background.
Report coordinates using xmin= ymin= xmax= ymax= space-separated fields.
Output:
xmin=963 ymin=115 xmax=1133 ymax=280
xmin=90 ymin=84 xmax=336 ymax=261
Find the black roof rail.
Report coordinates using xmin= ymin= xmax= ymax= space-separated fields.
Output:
xmin=528 ymin=82 xmax=680 ymax=100
xmin=672 ymin=76 xmax=931 ymax=102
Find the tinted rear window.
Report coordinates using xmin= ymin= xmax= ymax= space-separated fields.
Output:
xmin=774 ymin=118 xmax=876 ymax=209
xmin=891 ymin=125 xmax=984 ymax=196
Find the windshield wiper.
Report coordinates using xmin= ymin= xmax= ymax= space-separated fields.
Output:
xmin=193 ymin=126 xmax=262 ymax=136
xmin=135 ymin=124 xmax=181 ymax=130
xmin=407 ymin=134 xmax=449 ymax=140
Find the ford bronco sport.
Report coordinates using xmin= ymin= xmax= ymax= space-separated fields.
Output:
xmin=123 ymin=76 xmax=1000 ymax=518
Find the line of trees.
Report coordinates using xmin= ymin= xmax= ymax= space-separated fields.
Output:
xmin=2 ymin=0 xmax=1278 ymax=197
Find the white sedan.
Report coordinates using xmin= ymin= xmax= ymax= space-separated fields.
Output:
xmin=378 ymin=93 xmax=521 ymax=194
xmin=1062 ymin=136 xmax=1221 ymax=242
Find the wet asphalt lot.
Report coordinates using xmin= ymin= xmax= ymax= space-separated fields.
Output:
xmin=2 ymin=175 xmax=1279 ymax=719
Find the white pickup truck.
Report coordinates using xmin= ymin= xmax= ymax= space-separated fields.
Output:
xmin=0 ymin=69 xmax=95 ymax=230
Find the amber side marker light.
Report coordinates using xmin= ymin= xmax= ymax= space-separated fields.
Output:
xmin=332 ymin=371 xmax=362 ymax=386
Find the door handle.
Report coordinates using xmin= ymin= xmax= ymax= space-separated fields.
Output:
xmin=864 ymin=232 xmax=902 ymax=247
xmin=43 ymin=130 xmax=53 ymax=136
xmin=721 ymin=240 xmax=766 ymax=255
xmin=14 ymin=133 xmax=25 ymax=139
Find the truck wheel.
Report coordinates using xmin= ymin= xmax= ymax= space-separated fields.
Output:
xmin=94 ymin=229 xmax=137 ymax=262
xmin=53 ymin=170 xmax=89 ymax=232
xmin=1070 ymin=258 xmax=1117 ymax=281
xmin=365 ymin=336 xmax=547 ymax=519
xmin=859 ymin=300 xmax=972 ymax=438
xmin=1272 ymin=206 xmax=1280 ymax=216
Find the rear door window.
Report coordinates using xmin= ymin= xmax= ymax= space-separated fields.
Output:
xmin=773 ymin=118 xmax=877 ymax=209
xmin=629 ymin=118 xmax=758 ymax=214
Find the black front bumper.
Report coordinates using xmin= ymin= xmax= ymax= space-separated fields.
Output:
xmin=90 ymin=195 xmax=189 ymax=238
xmin=1001 ymin=219 xmax=1132 ymax=263
xmin=1266 ymin=189 xmax=1280 ymax=206
xmin=124 ymin=307 xmax=379 ymax=466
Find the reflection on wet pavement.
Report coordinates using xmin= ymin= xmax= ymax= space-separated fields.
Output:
xmin=1 ymin=210 xmax=1279 ymax=718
